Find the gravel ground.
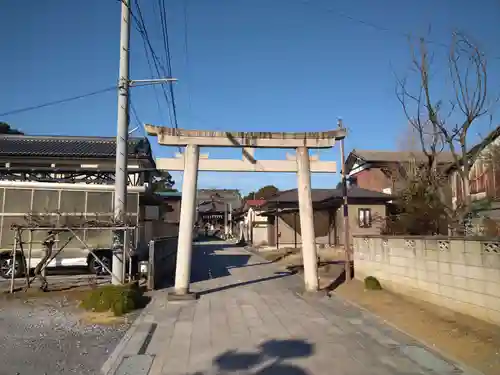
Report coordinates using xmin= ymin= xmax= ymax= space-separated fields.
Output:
xmin=0 ymin=296 xmax=134 ymax=375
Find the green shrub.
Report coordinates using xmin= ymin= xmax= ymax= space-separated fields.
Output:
xmin=364 ymin=276 xmax=382 ymax=290
xmin=80 ymin=283 xmax=145 ymax=316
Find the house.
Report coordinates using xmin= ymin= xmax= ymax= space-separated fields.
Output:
xmin=450 ymin=127 xmax=500 ymax=203
xmin=0 ymin=134 xmax=177 ymax=270
xmin=449 ymin=127 xmax=500 ymax=224
xmin=235 ymin=199 xmax=267 ymax=244
xmin=236 ymin=187 xmax=392 ymax=248
xmin=345 ymin=149 xmax=455 ymax=195
xmin=196 ymin=189 xmax=242 ymax=233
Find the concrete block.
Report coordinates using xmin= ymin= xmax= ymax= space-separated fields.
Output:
xmin=398 ymin=275 xmax=415 ymax=288
xmin=464 ymin=240 xmax=481 ymax=254
xmin=388 ymin=237 xmax=405 ymax=249
xmin=424 ymin=249 xmax=438 ymax=261
xmin=451 ymin=263 xmax=467 ymax=277
xmin=450 ymin=250 xmax=466 ymax=264
xmin=470 ymin=291 xmax=487 ymax=307
xmin=438 ymin=251 xmax=451 ymax=263
xmin=417 ymin=268 xmax=427 ymax=281
xmin=482 ymin=253 xmax=500 ymax=269
xmin=466 ymin=278 xmax=486 ymax=294
xmin=415 ymin=260 xmax=426 ymax=270
xmin=404 ymin=256 xmax=417 ymax=268
xmin=389 ymin=264 xmax=406 ymax=276
xmin=439 ymin=273 xmax=453 ymax=286
xmin=418 ymin=280 xmax=439 ymax=294
xmin=466 ymin=265 xmax=486 ymax=280
xmin=438 ymin=262 xmax=451 ymax=275
xmin=485 ymin=281 xmax=500 ymax=298
xmin=454 ymin=288 xmax=470 ymax=304
xmin=390 ymin=256 xmax=406 ymax=267
xmin=426 ymin=272 xmax=439 ymax=283
xmin=425 ymin=260 xmax=438 ymax=272
xmin=424 ymin=239 xmax=438 ymax=250
xmin=450 ymin=240 xmax=465 ymax=254
xmin=484 ymin=295 xmax=500 ymax=311
xmin=406 ymin=267 xmax=417 ymax=279
xmin=452 ymin=275 xmax=467 ymax=290
xmin=464 ymin=252 xmax=483 ymax=267
xmin=484 ymin=268 xmax=500 ymax=282
xmin=439 ymin=285 xmax=456 ymax=299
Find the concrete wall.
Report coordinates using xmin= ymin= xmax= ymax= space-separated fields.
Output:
xmin=336 ymin=204 xmax=387 ymax=245
xmin=353 ymin=235 xmax=500 ymax=325
xmin=265 ymin=203 xmax=386 ymax=248
xmin=271 ymin=211 xmax=336 ymax=247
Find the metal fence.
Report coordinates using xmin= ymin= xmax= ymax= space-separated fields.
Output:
xmin=147 ymin=236 xmax=178 ymax=290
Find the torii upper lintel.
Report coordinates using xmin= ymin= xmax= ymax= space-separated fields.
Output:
xmin=145 ymin=125 xmax=346 ymax=149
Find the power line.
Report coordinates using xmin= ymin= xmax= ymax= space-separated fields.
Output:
xmin=309 ymin=2 xmax=500 ymax=60
xmin=0 ymin=86 xmax=116 ymax=117
xmin=157 ymin=0 xmax=179 ymax=129
xmin=133 ymin=0 xmax=175 ymax=126
xmin=183 ymin=0 xmax=193 ymax=118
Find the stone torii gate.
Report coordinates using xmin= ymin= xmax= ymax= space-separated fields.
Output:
xmin=145 ymin=125 xmax=346 ymax=297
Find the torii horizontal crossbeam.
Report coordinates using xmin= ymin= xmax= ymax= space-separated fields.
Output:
xmin=155 ymin=157 xmax=337 ymax=173
xmin=145 ymin=125 xmax=346 ymax=149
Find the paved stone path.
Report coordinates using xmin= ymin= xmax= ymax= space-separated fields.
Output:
xmin=104 ymin=240 xmax=482 ymax=375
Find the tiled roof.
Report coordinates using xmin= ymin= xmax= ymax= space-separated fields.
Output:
xmin=266 ymin=187 xmax=392 ymax=203
xmin=346 ymin=149 xmax=456 ymax=173
xmin=0 ymin=135 xmax=153 ymax=159
xmin=198 ymin=201 xmax=227 ymax=213
xmin=351 ymin=149 xmax=455 ymax=163
xmin=245 ymin=199 xmax=266 ymax=207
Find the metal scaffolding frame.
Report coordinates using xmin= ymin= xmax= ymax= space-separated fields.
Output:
xmin=8 ymin=224 xmax=137 ymax=293
xmin=0 ymin=166 xmax=155 ymax=186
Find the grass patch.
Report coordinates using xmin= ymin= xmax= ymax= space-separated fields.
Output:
xmin=80 ymin=283 xmax=149 ymax=316
xmin=364 ymin=276 xmax=382 ymax=290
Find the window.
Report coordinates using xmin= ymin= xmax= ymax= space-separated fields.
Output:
xmin=358 ymin=208 xmax=372 ymax=228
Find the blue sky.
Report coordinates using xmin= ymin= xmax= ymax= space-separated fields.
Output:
xmin=1 ymin=0 xmax=499 ymax=194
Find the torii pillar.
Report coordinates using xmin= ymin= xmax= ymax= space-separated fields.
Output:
xmin=145 ymin=126 xmax=346 ymax=297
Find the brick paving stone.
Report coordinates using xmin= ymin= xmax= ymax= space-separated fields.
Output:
xmin=105 ymin=240 xmax=483 ymax=375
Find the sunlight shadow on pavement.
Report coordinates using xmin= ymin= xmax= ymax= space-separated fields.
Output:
xmin=188 ymin=339 xmax=315 ymax=375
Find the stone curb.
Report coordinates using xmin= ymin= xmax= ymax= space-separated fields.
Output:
xmin=101 ymin=308 xmax=150 ymax=375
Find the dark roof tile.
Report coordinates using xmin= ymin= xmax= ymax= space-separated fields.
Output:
xmin=0 ymin=135 xmax=152 ymax=159
xmin=266 ymin=187 xmax=392 ymax=203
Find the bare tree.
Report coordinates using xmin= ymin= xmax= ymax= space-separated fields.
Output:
xmin=396 ymin=32 xmax=494 ymax=226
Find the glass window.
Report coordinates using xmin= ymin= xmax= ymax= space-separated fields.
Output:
xmin=32 ymin=190 xmax=59 ymax=213
xmin=86 ymin=229 xmax=112 ymax=248
xmin=4 ymin=189 xmax=32 ymax=213
xmin=60 ymin=190 xmax=86 ymax=213
xmin=0 ymin=216 xmax=25 ymax=248
xmin=59 ymin=229 xmax=86 ymax=249
xmin=87 ymin=191 xmax=113 ymax=214
xmin=127 ymin=193 xmax=139 ymax=214
xmin=358 ymin=208 xmax=372 ymax=228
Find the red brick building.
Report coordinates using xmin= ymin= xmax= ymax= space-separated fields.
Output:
xmin=345 ymin=150 xmax=455 ymax=195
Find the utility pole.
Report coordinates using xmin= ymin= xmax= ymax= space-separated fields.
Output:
xmin=338 ymin=118 xmax=351 ymax=282
xmin=112 ymin=0 xmax=131 ymax=285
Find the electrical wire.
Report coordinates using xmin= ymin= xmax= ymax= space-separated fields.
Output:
xmin=305 ymin=1 xmax=500 ymax=60
xmin=183 ymin=0 xmax=193 ymax=119
xmin=0 ymin=86 xmax=116 ymax=117
xmin=134 ymin=0 xmax=175 ymax=127
xmin=156 ymin=0 xmax=180 ymax=129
